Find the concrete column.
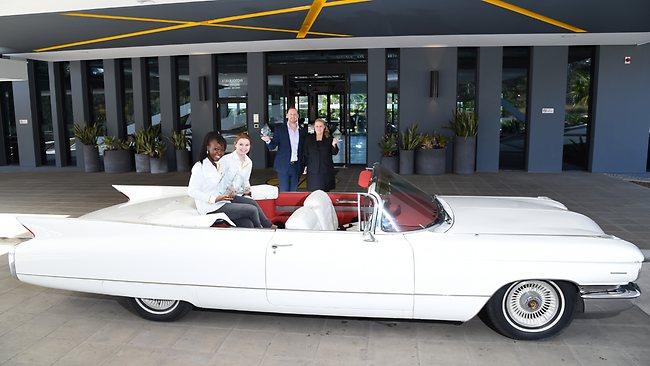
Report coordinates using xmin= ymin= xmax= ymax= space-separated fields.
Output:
xmin=159 ymin=56 xmax=178 ymax=170
xmin=399 ymin=47 xmax=457 ymax=171
xmin=476 ymin=47 xmax=502 ymax=172
xmin=48 ymin=62 xmax=69 ymax=167
xmin=70 ymin=60 xmax=90 ymax=169
xmin=13 ymin=61 xmax=39 ymax=167
xmin=526 ymin=46 xmax=568 ymax=172
xmin=103 ymin=59 xmax=124 ymax=138
xmin=246 ymin=52 xmax=267 ymax=169
xmin=367 ymin=48 xmax=386 ymax=166
xmin=590 ymin=45 xmax=650 ymax=173
xmin=189 ymin=54 xmax=217 ymax=163
xmin=132 ymin=57 xmax=149 ymax=131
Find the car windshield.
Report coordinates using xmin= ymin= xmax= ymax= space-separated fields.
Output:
xmin=372 ymin=165 xmax=444 ymax=232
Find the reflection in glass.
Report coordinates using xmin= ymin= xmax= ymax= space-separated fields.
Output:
xmin=35 ymin=61 xmax=55 ymax=165
xmin=267 ymin=74 xmax=285 ymax=125
xmin=87 ymin=60 xmax=106 ymax=156
xmin=146 ymin=57 xmax=160 ymax=126
xmin=457 ymin=47 xmax=478 ymax=113
xmin=349 ymin=73 xmax=367 ymax=165
xmin=60 ymin=62 xmax=75 ymax=165
xmin=121 ymin=59 xmax=134 ymax=135
xmin=563 ymin=46 xmax=594 ymax=171
xmin=217 ymin=54 xmax=247 ymax=152
xmin=386 ymin=49 xmax=399 ymax=134
xmin=176 ymin=56 xmax=191 ymax=138
xmin=500 ymin=47 xmax=530 ymax=170
xmin=0 ymin=82 xmax=19 ymax=165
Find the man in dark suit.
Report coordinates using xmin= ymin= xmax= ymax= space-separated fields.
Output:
xmin=261 ymin=108 xmax=306 ymax=192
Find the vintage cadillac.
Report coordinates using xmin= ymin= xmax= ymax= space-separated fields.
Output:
xmin=8 ymin=164 xmax=643 ymax=340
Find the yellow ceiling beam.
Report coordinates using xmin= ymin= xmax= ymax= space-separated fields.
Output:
xmin=208 ymin=23 xmax=349 ymax=38
xmin=297 ymin=0 xmax=326 ymax=39
xmin=36 ymin=0 xmax=369 ymax=52
xmin=483 ymin=0 xmax=586 ymax=33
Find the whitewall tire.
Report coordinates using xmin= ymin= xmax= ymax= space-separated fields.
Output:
xmin=129 ymin=297 xmax=193 ymax=321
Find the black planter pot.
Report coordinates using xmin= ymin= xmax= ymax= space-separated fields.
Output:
xmin=416 ymin=148 xmax=446 ymax=175
xmin=103 ymin=150 xmax=133 ymax=173
xmin=82 ymin=144 xmax=99 ymax=172
xmin=453 ymin=136 xmax=476 ymax=175
xmin=175 ymin=150 xmax=191 ymax=172
xmin=135 ymin=154 xmax=151 ymax=173
xmin=150 ymin=157 xmax=168 ymax=174
xmin=380 ymin=155 xmax=398 ymax=173
xmin=399 ymin=150 xmax=415 ymax=175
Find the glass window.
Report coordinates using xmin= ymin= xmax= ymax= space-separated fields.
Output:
xmin=563 ymin=46 xmax=595 ymax=171
xmin=60 ymin=62 xmax=75 ymax=165
xmin=35 ymin=61 xmax=54 ymax=165
xmin=457 ymin=47 xmax=478 ymax=113
xmin=87 ymin=60 xmax=105 ymax=155
xmin=0 ymin=82 xmax=19 ymax=165
xmin=386 ymin=49 xmax=399 ymax=134
xmin=176 ymin=56 xmax=191 ymax=137
xmin=146 ymin=57 xmax=160 ymax=126
xmin=500 ymin=47 xmax=530 ymax=170
xmin=120 ymin=59 xmax=134 ymax=135
xmin=267 ymin=74 xmax=285 ymax=125
xmin=348 ymin=73 xmax=367 ymax=165
xmin=217 ymin=54 xmax=247 ymax=152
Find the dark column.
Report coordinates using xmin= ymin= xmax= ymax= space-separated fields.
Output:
xmin=0 ymin=83 xmax=8 ymax=165
xmin=591 ymin=45 xmax=650 ymax=173
xmin=48 ymin=62 xmax=69 ymax=167
xmin=70 ymin=60 xmax=90 ymax=169
xmin=159 ymin=56 xmax=178 ymax=170
xmin=103 ymin=59 xmax=124 ymax=138
xmin=246 ymin=52 xmax=267 ymax=169
xmin=476 ymin=47 xmax=502 ymax=172
xmin=399 ymin=47 xmax=457 ymax=171
xmin=526 ymin=47 xmax=568 ymax=172
xmin=132 ymin=57 xmax=149 ymax=131
xmin=189 ymin=54 xmax=217 ymax=163
xmin=13 ymin=61 xmax=40 ymax=167
xmin=367 ymin=48 xmax=386 ymax=166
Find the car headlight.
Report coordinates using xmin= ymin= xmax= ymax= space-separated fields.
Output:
xmin=8 ymin=246 xmax=17 ymax=279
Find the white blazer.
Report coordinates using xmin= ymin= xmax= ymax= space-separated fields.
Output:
xmin=187 ymin=158 xmax=230 ymax=215
xmin=220 ymin=152 xmax=252 ymax=195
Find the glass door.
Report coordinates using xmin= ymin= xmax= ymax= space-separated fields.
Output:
xmin=316 ymin=93 xmax=346 ymax=164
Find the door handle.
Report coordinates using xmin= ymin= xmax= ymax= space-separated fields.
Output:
xmin=271 ymin=244 xmax=293 ymax=249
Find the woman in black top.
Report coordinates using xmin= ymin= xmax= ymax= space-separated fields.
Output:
xmin=303 ymin=119 xmax=339 ymax=191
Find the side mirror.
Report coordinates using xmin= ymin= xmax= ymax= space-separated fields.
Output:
xmin=362 ymin=231 xmax=375 ymax=243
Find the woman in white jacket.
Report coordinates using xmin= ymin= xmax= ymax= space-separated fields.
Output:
xmin=187 ymin=132 xmax=268 ymax=228
xmin=220 ymin=132 xmax=273 ymax=228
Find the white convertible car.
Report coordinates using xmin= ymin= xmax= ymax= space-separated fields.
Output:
xmin=8 ymin=165 xmax=644 ymax=340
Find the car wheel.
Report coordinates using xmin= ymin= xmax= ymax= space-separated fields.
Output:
xmin=482 ymin=280 xmax=577 ymax=340
xmin=129 ymin=297 xmax=193 ymax=321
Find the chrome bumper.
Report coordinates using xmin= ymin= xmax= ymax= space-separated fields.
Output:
xmin=580 ymin=283 xmax=641 ymax=300
xmin=7 ymin=246 xmax=17 ymax=279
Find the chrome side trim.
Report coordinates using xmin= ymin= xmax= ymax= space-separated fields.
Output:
xmin=580 ymin=282 xmax=641 ymax=299
xmin=8 ymin=246 xmax=17 ymax=279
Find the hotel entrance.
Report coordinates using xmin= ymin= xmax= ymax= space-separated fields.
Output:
xmin=267 ymin=51 xmax=367 ymax=166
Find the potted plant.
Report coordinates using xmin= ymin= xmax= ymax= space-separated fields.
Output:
xmin=447 ymin=109 xmax=478 ymax=175
xmin=73 ymin=123 xmax=100 ymax=172
xmin=170 ymin=131 xmax=191 ymax=172
xmin=416 ymin=132 xmax=447 ymax=175
xmin=378 ymin=133 xmax=398 ymax=172
xmin=134 ymin=128 xmax=153 ymax=173
xmin=102 ymin=136 xmax=133 ymax=173
xmin=399 ymin=123 xmax=422 ymax=175
xmin=150 ymin=138 xmax=168 ymax=174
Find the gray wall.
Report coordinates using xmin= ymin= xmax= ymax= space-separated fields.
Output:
xmin=591 ymin=44 xmax=650 ymax=173
xmin=189 ymin=54 xmax=217 ymax=163
xmin=12 ymin=78 xmax=38 ymax=167
xmin=476 ymin=47 xmax=502 ymax=172
xmin=527 ymin=46 xmax=568 ymax=172
xmin=103 ymin=59 xmax=124 ymax=138
xmin=399 ymin=47 xmax=457 ymax=171
xmin=367 ymin=48 xmax=386 ymax=166
xmin=246 ymin=52 xmax=267 ymax=169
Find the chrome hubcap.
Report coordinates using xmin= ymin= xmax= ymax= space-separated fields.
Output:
xmin=136 ymin=298 xmax=179 ymax=314
xmin=503 ymin=280 xmax=563 ymax=332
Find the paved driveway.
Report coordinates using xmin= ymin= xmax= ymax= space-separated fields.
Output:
xmin=0 ymin=169 xmax=648 ymax=365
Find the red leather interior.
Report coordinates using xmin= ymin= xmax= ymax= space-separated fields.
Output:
xmin=257 ymin=192 xmax=359 ymax=227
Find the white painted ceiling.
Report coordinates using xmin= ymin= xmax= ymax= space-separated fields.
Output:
xmin=0 ymin=0 xmax=213 ymax=16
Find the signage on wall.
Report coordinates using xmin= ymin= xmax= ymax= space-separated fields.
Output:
xmin=18 ymin=119 xmax=28 ymax=125
xmin=541 ymin=108 xmax=554 ymax=114
xmin=624 ymin=56 xmax=632 ymax=65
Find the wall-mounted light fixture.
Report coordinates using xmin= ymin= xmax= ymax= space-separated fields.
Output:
xmin=198 ymin=76 xmax=208 ymax=101
xmin=430 ymin=70 xmax=439 ymax=98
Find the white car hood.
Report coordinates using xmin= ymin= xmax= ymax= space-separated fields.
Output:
xmin=439 ymin=196 xmax=605 ymax=236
